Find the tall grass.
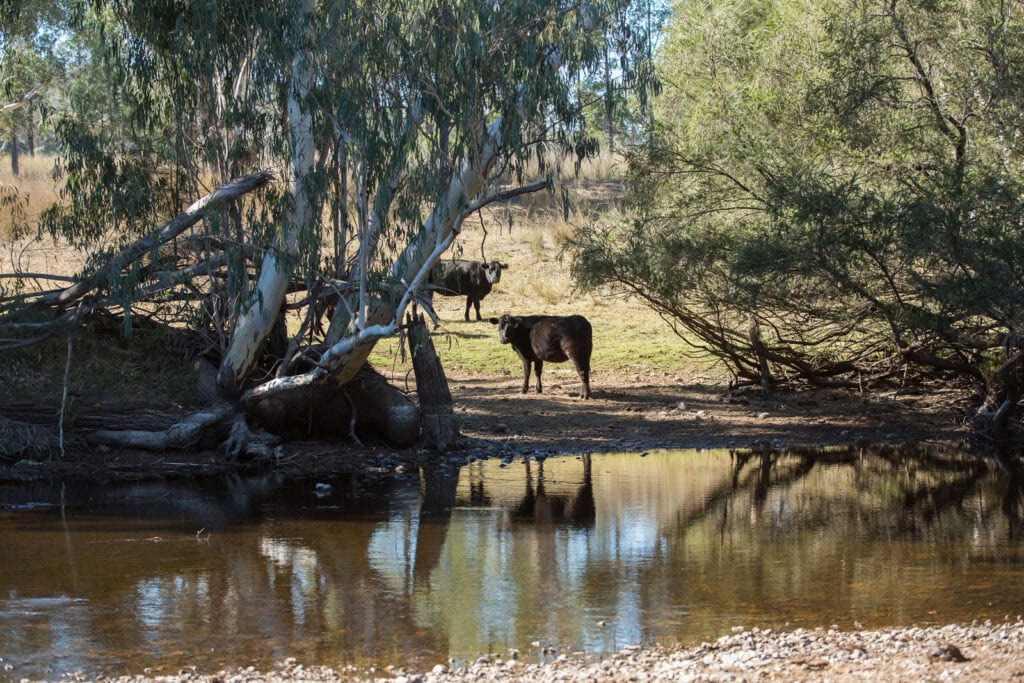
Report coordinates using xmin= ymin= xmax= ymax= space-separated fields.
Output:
xmin=0 ymin=155 xmax=60 ymax=240
xmin=3 ymin=150 xmax=718 ymax=386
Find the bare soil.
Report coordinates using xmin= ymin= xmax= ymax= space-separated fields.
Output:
xmin=0 ymin=369 xmax=969 ymax=482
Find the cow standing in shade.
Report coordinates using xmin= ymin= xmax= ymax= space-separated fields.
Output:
xmin=489 ymin=314 xmax=593 ymax=399
xmin=429 ymin=259 xmax=508 ymax=321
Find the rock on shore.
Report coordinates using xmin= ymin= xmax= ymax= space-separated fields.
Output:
xmin=95 ymin=620 xmax=1024 ymax=683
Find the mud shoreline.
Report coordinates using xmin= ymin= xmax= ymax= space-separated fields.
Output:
xmin=0 ymin=374 xmax=971 ymax=483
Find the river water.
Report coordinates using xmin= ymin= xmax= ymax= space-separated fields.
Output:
xmin=1 ymin=445 xmax=1022 ymax=679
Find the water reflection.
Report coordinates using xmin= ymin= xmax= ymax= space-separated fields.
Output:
xmin=1 ymin=444 xmax=1022 ymax=679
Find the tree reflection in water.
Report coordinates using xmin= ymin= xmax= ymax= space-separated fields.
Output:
xmin=1 ymin=444 xmax=1022 ymax=680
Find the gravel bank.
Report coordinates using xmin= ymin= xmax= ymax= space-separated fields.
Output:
xmin=94 ymin=620 xmax=1024 ymax=683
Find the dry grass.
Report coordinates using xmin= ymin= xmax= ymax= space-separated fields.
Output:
xmin=372 ymin=184 xmax=717 ymax=384
xmin=1 ymin=153 xmax=717 ymax=400
xmin=0 ymin=155 xmax=61 ymax=240
xmin=524 ymin=149 xmax=627 ymax=184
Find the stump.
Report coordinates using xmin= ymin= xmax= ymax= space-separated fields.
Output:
xmin=408 ymin=312 xmax=459 ymax=451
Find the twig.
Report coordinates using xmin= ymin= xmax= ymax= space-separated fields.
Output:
xmin=0 ymin=272 xmax=78 ymax=282
xmin=344 ymin=387 xmax=364 ymax=447
xmin=58 ymin=317 xmax=75 ymax=459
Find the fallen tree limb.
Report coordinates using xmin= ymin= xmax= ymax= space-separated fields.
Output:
xmin=86 ymin=403 xmax=238 ymax=451
xmin=37 ymin=171 xmax=273 ymax=310
xmin=0 ymin=273 xmax=78 ymax=282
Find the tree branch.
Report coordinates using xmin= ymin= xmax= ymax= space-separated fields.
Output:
xmin=37 ymin=171 xmax=273 ymax=310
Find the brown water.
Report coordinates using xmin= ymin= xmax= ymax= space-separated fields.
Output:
xmin=1 ymin=445 xmax=1023 ymax=680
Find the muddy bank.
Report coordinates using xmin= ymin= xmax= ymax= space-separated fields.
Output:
xmin=0 ymin=375 xmax=971 ymax=482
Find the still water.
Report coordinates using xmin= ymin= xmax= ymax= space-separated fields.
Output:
xmin=2 ymin=445 xmax=1023 ymax=679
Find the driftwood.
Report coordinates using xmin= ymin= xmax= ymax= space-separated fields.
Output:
xmin=85 ymin=404 xmax=239 ymax=451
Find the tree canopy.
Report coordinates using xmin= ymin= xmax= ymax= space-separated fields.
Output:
xmin=2 ymin=0 xmax=658 ymax=453
xmin=567 ymin=0 xmax=1024 ymax=433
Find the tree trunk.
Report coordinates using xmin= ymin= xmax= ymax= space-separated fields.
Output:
xmin=27 ymin=108 xmax=34 ymax=157
xmin=408 ymin=312 xmax=458 ymax=451
xmin=9 ymin=128 xmax=18 ymax=177
xmin=352 ymin=366 xmax=421 ymax=446
xmin=217 ymin=0 xmax=316 ymax=398
xmin=988 ymin=346 xmax=1024 ymax=438
xmin=748 ymin=315 xmax=772 ymax=395
xmin=249 ymin=365 xmax=420 ymax=445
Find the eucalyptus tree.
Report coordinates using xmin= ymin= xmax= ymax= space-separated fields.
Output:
xmin=567 ymin=0 xmax=1024 ymax=433
xmin=1 ymin=1 xmax=69 ymax=173
xmin=9 ymin=0 xmax=657 ymax=452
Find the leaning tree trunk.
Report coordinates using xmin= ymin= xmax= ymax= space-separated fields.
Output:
xmin=408 ymin=312 xmax=458 ymax=451
xmin=986 ymin=347 xmax=1024 ymax=438
xmin=241 ymin=110 xmax=510 ymax=408
xmin=249 ymin=365 xmax=420 ymax=445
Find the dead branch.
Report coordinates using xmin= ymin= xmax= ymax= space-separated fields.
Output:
xmin=86 ymin=403 xmax=238 ymax=451
xmin=36 ymin=171 xmax=272 ymax=310
xmin=0 ymin=272 xmax=78 ymax=282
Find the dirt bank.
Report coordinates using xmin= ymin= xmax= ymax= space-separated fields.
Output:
xmin=0 ymin=372 xmax=969 ymax=482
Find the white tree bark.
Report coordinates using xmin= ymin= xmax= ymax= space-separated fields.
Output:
xmin=217 ymin=0 xmax=316 ymax=397
xmin=242 ymin=116 xmax=507 ymax=406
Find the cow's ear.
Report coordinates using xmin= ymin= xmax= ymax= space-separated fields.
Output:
xmin=488 ymin=317 xmax=500 ymax=325
xmin=499 ymin=262 xmax=509 ymax=269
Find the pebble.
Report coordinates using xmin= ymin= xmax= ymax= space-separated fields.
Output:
xmin=89 ymin=621 xmax=1024 ymax=683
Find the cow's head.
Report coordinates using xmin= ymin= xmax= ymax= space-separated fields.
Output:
xmin=489 ymin=314 xmax=519 ymax=344
xmin=483 ymin=260 xmax=509 ymax=284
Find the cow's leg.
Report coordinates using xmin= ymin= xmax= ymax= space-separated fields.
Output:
xmin=520 ymin=357 xmax=532 ymax=393
xmin=571 ymin=359 xmax=591 ymax=399
xmin=472 ymin=297 xmax=482 ymax=321
xmin=464 ymin=297 xmax=472 ymax=321
xmin=534 ymin=360 xmax=543 ymax=394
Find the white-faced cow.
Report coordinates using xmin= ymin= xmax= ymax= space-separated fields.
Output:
xmin=488 ymin=313 xmax=593 ymax=399
xmin=429 ymin=259 xmax=508 ymax=321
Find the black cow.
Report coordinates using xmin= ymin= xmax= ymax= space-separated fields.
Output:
xmin=429 ymin=259 xmax=508 ymax=321
xmin=488 ymin=314 xmax=592 ymax=399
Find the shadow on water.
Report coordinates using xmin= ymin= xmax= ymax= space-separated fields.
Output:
xmin=1 ymin=443 xmax=1023 ymax=679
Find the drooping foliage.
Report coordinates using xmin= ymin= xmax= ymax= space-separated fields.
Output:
xmin=14 ymin=0 xmax=657 ymax=405
xmin=567 ymin=0 xmax=1024 ymax=425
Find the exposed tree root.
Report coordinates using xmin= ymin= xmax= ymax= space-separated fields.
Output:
xmin=86 ymin=404 xmax=239 ymax=452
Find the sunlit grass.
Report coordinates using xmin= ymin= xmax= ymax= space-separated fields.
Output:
xmin=370 ymin=198 xmax=721 ymax=383
xmin=3 ymin=150 xmax=721 ymax=389
xmin=0 ymin=155 xmax=60 ymax=240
